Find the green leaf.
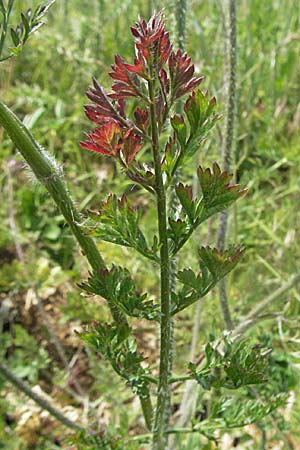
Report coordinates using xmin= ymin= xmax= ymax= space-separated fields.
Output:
xmin=194 ymin=394 xmax=288 ymax=435
xmin=171 ymin=246 xmax=244 ymax=315
xmin=176 ymin=268 xmax=203 ymax=291
xmin=198 ymin=245 xmax=245 ymax=282
xmin=1 ymin=1 xmax=55 ymax=63
xmin=192 ymin=335 xmax=271 ymax=390
xmin=197 ymin=162 xmax=247 ymax=220
xmin=185 ymin=90 xmax=215 ymax=132
xmin=168 ymin=218 xmax=187 ymax=242
xmin=161 ymin=135 xmax=179 ymax=182
xmin=171 ymin=267 xmax=213 ymax=315
xmin=175 ymin=183 xmax=196 ymax=221
xmin=170 ymin=114 xmax=186 ymax=147
xmin=169 ymin=164 xmax=246 ymax=256
xmin=79 ymin=266 xmax=160 ymax=321
xmin=84 ymin=194 xmax=159 ymax=261
xmin=167 ymin=90 xmax=220 ymax=178
xmin=80 ymin=322 xmax=131 ymax=354
xmin=183 ymin=90 xmax=221 ymax=159
xmin=80 ymin=322 xmax=151 ymax=397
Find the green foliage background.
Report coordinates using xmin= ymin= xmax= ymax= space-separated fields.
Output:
xmin=0 ymin=0 xmax=299 ymax=448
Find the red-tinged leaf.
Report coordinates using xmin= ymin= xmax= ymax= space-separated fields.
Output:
xmin=131 ymin=11 xmax=165 ymax=48
xmin=126 ymin=163 xmax=155 ymax=191
xmin=109 ymin=55 xmax=144 ymax=100
xmin=136 ymin=43 xmax=150 ymax=61
xmin=109 ymin=91 xmax=137 ymax=100
xmin=176 ymin=76 xmax=204 ymax=99
xmin=81 ymin=119 xmax=142 ymax=166
xmin=134 ymin=107 xmax=149 ymax=131
xmin=124 ymin=57 xmax=145 ymax=75
xmin=169 ymin=49 xmax=204 ymax=99
xmin=101 ymin=121 xmax=122 ymax=144
xmin=85 ymin=78 xmax=123 ymax=125
xmin=130 ymin=11 xmax=172 ymax=71
xmin=80 ymin=140 xmax=111 ymax=154
xmin=121 ymin=129 xmax=142 ymax=166
xmin=110 ymin=12 xmax=172 ymax=88
xmin=84 ymin=105 xmax=110 ymax=125
xmin=80 ymin=119 xmax=122 ymax=158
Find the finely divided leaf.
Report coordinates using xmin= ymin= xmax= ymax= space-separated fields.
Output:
xmin=171 ymin=267 xmax=212 ymax=315
xmin=80 ymin=322 xmax=151 ymax=397
xmin=170 ymin=114 xmax=186 ymax=147
xmin=190 ymin=335 xmax=270 ymax=390
xmin=194 ymin=394 xmax=288 ymax=436
xmin=79 ymin=266 xmax=159 ymax=321
xmin=168 ymin=164 xmax=247 ymax=254
xmin=197 ymin=162 xmax=247 ymax=220
xmin=84 ymin=194 xmax=158 ymax=261
xmin=176 ymin=268 xmax=204 ymax=291
xmin=198 ymin=245 xmax=245 ymax=281
xmin=171 ymin=246 xmax=244 ymax=314
xmin=175 ymin=183 xmax=196 ymax=221
xmin=165 ymin=91 xmax=220 ymax=179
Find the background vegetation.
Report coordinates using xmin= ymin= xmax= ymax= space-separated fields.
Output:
xmin=0 ymin=0 xmax=299 ymax=448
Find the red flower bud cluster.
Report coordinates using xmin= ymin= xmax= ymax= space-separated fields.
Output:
xmin=81 ymin=11 xmax=204 ymax=166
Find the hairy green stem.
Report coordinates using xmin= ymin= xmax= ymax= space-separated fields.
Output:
xmin=0 ymin=101 xmax=154 ymax=426
xmin=0 ymin=102 xmax=106 ymax=271
xmin=217 ymin=0 xmax=237 ymax=330
xmin=166 ymin=0 xmax=188 ymax=436
xmin=148 ymin=75 xmax=171 ymax=448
